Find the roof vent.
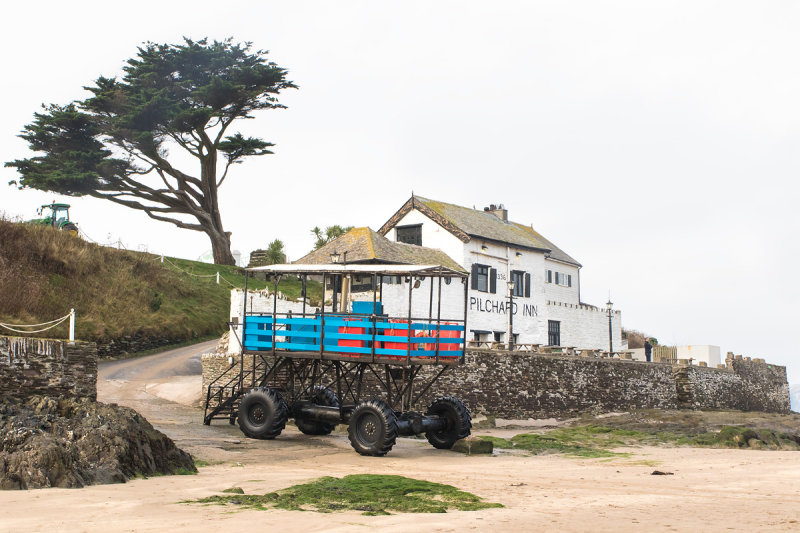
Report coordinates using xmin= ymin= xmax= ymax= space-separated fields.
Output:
xmin=484 ymin=203 xmax=508 ymax=222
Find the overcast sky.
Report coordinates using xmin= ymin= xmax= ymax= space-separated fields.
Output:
xmin=2 ymin=1 xmax=798 ymax=392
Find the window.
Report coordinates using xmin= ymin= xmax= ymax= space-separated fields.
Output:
xmin=471 ymin=263 xmax=495 ymax=293
xmin=396 ymin=224 xmax=422 ymax=246
xmin=511 ymin=270 xmax=525 ymax=296
xmin=472 ymin=330 xmax=490 ymax=342
xmin=546 ymin=269 xmax=553 ymax=283
xmin=510 ymin=270 xmax=531 ymax=297
xmin=493 ymin=331 xmax=505 ymax=342
xmin=554 ymin=272 xmax=572 ymax=287
xmin=548 ymin=320 xmax=561 ymax=346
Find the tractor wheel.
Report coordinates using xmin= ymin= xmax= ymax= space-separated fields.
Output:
xmin=237 ymin=387 xmax=288 ymax=440
xmin=295 ymin=386 xmax=340 ymax=436
xmin=347 ymin=399 xmax=398 ymax=456
xmin=61 ymin=223 xmax=79 ymax=236
xmin=424 ymin=396 xmax=472 ymax=449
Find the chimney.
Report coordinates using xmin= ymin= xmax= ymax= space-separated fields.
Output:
xmin=484 ymin=203 xmax=508 ymax=222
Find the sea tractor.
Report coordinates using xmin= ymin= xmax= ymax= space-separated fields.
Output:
xmin=27 ymin=202 xmax=79 ymax=235
xmin=204 ymin=264 xmax=473 ymax=456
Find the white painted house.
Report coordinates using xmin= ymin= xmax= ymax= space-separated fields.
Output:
xmin=377 ymin=196 xmax=622 ymax=350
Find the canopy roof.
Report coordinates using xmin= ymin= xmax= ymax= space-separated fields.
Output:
xmin=247 ymin=263 xmax=468 ymax=277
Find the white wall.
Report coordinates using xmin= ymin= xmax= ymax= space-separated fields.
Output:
xmin=544 ymin=302 xmax=622 ymax=350
xmin=390 ymin=209 xmax=465 ymax=265
xmin=543 ymin=258 xmax=581 ymax=304
xmin=677 ymin=345 xmax=721 ymax=366
xmin=460 ymin=237 xmax=545 ymax=343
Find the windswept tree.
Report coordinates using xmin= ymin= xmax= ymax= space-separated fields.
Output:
xmin=6 ymin=38 xmax=296 ymax=265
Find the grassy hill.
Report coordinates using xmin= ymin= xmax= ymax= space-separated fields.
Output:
xmin=0 ymin=218 xmax=321 ymax=352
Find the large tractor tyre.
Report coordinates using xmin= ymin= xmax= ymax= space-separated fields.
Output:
xmin=237 ymin=387 xmax=288 ymax=440
xmin=424 ymin=396 xmax=472 ymax=449
xmin=61 ymin=222 xmax=79 ymax=236
xmin=347 ymin=399 xmax=398 ymax=456
xmin=295 ymin=386 xmax=340 ymax=436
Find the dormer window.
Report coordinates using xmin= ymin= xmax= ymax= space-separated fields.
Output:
xmin=396 ymin=224 xmax=422 ymax=246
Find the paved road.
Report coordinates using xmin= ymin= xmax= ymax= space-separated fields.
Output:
xmin=99 ymin=340 xmax=210 ymax=383
xmin=97 ymin=339 xmax=339 ymax=463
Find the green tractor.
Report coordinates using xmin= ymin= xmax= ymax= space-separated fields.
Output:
xmin=28 ymin=202 xmax=79 ymax=236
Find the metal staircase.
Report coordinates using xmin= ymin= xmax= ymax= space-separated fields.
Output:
xmin=203 ymin=357 xmax=271 ymax=425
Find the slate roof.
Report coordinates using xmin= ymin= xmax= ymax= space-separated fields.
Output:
xmin=293 ymin=227 xmax=466 ymax=272
xmin=378 ymin=196 xmax=581 ymax=267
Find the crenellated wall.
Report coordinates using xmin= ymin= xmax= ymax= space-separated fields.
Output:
xmin=0 ymin=336 xmax=97 ymax=402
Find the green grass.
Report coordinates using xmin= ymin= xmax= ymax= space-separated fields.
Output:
xmin=478 ymin=423 xmax=800 ymax=457
xmin=478 ymin=429 xmax=629 ymax=458
xmin=188 ymin=474 xmax=503 ymax=515
xmin=0 ymin=219 xmax=321 ymax=346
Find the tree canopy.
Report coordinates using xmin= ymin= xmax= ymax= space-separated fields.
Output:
xmin=6 ymin=38 xmax=296 ymax=265
xmin=311 ymin=225 xmax=353 ymax=250
xmin=264 ymin=238 xmax=286 ymax=265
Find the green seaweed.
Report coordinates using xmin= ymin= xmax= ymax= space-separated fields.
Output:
xmin=188 ymin=474 xmax=503 ymax=515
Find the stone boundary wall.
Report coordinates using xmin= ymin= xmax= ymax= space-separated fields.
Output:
xmin=0 ymin=336 xmax=97 ymax=402
xmin=430 ymin=351 xmax=678 ymax=418
xmin=676 ymin=355 xmax=790 ymax=413
xmin=203 ymin=349 xmax=791 ymax=417
xmin=95 ymin=333 xmax=197 ymax=358
xmin=202 ymin=353 xmax=236 ymax=395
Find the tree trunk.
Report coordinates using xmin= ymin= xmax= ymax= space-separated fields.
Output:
xmin=198 ymin=146 xmax=236 ymax=265
xmin=205 ymin=226 xmax=236 ymax=265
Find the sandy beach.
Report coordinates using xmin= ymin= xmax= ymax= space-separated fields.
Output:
xmin=1 ymin=342 xmax=798 ymax=532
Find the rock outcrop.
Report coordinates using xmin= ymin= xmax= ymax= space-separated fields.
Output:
xmin=0 ymin=396 xmax=195 ymax=490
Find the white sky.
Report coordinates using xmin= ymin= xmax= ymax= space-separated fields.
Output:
xmin=2 ymin=1 xmax=799 ymax=390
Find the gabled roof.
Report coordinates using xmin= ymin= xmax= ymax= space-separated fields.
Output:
xmin=378 ymin=196 xmax=581 ymax=267
xmin=293 ymin=227 xmax=466 ymax=273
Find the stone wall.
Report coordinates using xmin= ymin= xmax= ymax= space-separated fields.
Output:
xmin=203 ymin=349 xmax=791 ymax=418
xmin=0 ymin=336 xmax=97 ymax=402
xmin=201 ymin=353 xmax=236 ymax=395
xmin=425 ymin=351 xmax=677 ymax=418
xmin=95 ymin=333 xmax=199 ymax=358
xmin=675 ymin=355 xmax=790 ymax=413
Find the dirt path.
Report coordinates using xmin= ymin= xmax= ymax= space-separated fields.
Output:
xmin=1 ymin=342 xmax=799 ymax=532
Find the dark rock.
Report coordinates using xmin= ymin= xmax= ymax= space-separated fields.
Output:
xmin=0 ymin=396 xmax=195 ymax=490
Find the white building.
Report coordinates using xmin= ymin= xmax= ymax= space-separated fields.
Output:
xmin=377 ymin=196 xmax=621 ymax=350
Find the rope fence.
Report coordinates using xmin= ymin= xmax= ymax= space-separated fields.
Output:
xmin=0 ymin=309 xmax=75 ymax=340
xmin=78 ymin=235 xmax=249 ymax=288
xmin=159 ymin=256 xmax=249 ymax=289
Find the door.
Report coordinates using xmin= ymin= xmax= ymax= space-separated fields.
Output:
xmin=548 ymin=320 xmax=560 ymax=346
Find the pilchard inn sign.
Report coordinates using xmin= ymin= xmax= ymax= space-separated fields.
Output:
xmin=470 ymin=297 xmax=537 ymax=317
